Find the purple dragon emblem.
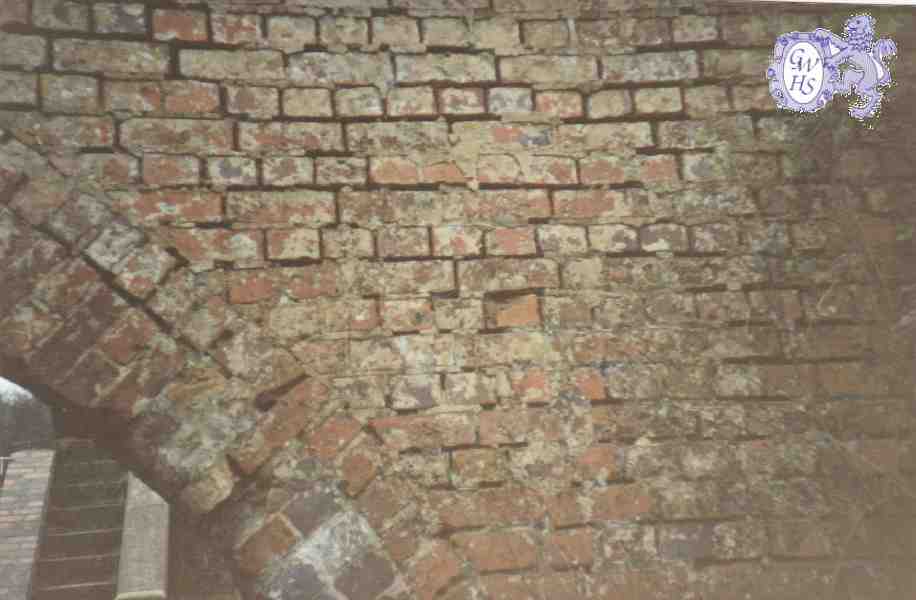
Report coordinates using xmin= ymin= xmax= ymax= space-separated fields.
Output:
xmin=767 ymin=14 xmax=897 ymax=121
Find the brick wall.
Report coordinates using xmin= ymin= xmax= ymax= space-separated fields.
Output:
xmin=0 ymin=450 xmax=54 ymax=600
xmin=1 ymin=1 xmax=915 ymax=599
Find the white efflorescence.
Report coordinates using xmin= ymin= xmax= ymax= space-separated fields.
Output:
xmin=0 ymin=377 xmax=31 ymax=405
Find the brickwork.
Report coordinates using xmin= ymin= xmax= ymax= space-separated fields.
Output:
xmin=0 ymin=450 xmax=54 ymax=600
xmin=0 ymin=1 xmax=915 ymax=599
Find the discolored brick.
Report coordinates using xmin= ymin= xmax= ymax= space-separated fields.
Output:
xmin=212 ymin=13 xmax=262 ymax=46
xmin=55 ymin=40 xmax=168 ymax=75
xmin=438 ymin=88 xmax=485 ymax=114
xmin=453 ymin=531 xmax=537 ymax=572
xmin=34 ymin=0 xmax=88 ymax=31
xmin=143 ymin=155 xmax=199 ymax=186
xmin=373 ymin=16 xmax=421 ymax=47
xmin=153 ymin=10 xmax=207 ymax=41
xmin=0 ymin=72 xmax=38 ymax=105
xmin=397 ymin=54 xmax=496 ymax=83
xmin=335 ymin=87 xmax=383 ymax=117
xmin=181 ymin=50 xmax=284 ymax=81
xmin=163 ymin=81 xmax=220 ymax=114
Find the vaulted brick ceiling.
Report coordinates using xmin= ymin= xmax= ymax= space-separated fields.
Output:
xmin=1 ymin=1 xmax=915 ymax=598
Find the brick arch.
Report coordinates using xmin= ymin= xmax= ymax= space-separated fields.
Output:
xmin=2 ymin=0 xmax=916 ymax=598
xmin=0 ymin=131 xmax=393 ymax=598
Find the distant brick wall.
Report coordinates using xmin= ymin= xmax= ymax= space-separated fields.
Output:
xmin=0 ymin=450 xmax=54 ymax=600
xmin=1 ymin=1 xmax=915 ymax=599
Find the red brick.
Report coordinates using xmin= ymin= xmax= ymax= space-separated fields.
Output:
xmin=120 ymin=118 xmax=232 ymax=154
xmin=432 ymin=486 xmax=545 ymax=531
xmin=546 ymin=529 xmax=594 ymax=569
xmin=432 ymin=225 xmax=483 ymax=257
xmin=370 ymin=156 xmax=420 ymax=185
xmin=480 ymin=574 xmax=540 ymax=600
xmin=486 ymin=227 xmax=537 ymax=256
xmin=166 ymin=229 xmax=262 ymax=268
xmin=341 ymin=444 xmax=379 ymax=496
xmin=535 ymin=91 xmax=583 ymax=118
xmin=545 ymin=491 xmax=586 ymax=528
xmin=0 ymin=0 xmax=28 ymax=25
xmin=453 ymin=531 xmax=537 ymax=573
xmin=580 ymin=155 xmax=626 ymax=184
xmin=142 ymin=155 xmax=200 ymax=186
xmin=97 ymin=310 xmax=159 ymax=365
xmin=378 ymin=226 xmax=430 ymax=258
xmin=163 ymin=81 xmax=220 ymax=113
xmin=485 ymin=294 xmax=540 ymax=328
xmin=575 ymin=445 xmax=621 ymax=483
xmin=640 ymin=155 xmax=679 ymax=183
xmin=570 ymin=367 xmax=606 ymax=401
xmin=308 ymin=416 xmax=362 ymax=461
xmin=228 ymin=271 xmax=275 ymax=304
xmin=227 ymin=191 xmax=335 ymax=227
xmin=591 ymin=483 xmax=654 ymax=521
xmin=510 ymin=367 xmax=553 ymax=405
xmin=153 ymin=9 xmax=208 ymax=41
xmin=452 ymin=448 xmax=509 ymax=487
xmin=355 ymin=479 xmax=402 ymax=531
xmin=410 ymin=540 xmax=463 ymax=600
xmin=235 ymin=515 xmax=299 ymax=576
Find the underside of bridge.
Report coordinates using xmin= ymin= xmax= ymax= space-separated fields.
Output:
xmin=2 ymin=0 xmax=916 ymax=598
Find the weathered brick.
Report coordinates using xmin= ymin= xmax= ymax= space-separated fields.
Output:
xmin=371 ymin=414 xmax=476 ymax=450
xmin=335 ymin=87 xmax=383 ymax=117
xmin=282 ymin=88 xmax=333 ymax=117
xmin=0 ymin=35 xmax=46 ymax=70
xmin=0 ymin=0 xmax=28 ymax=26
xmin=672 ymin=15 xmax=718 ymax=42
xmin=587 ymin=89 xmax=632 ymax=118
xmin=120 ymin=119 xmax=232 ymax=154
xmin=703 ymin=49 xmax=771 ymax=79
xmin=535 ymin=91 xmax=583 ymax=118
xmin=641 ymin=224 xmax=688 ymax=252
xmin=459 ymin=258 xmax=559 ymax=293
xmin=163 ymin=81 xmax=220 ymax=114
xmin=267 ymin=16 xmax=317 ymax=52
xmin=290 ymin=53 xmax=392 ymax=85
xmin=383 ymin=299 xmax=435 ymax=334
xmin=590 ymin=225 xmax=638 ymax=253
xmin=181 ymin=50 xmax=285 ymax=81
xmin=54 ymin=40 xmax=168 ymax=75
xmin=153 ymin=9 xmax=207 ymax=41
xmin=453 ymin=531 xmax=537 ymax=572
xmin=474 ymin=331 xmax=561 ymax=365
xmin=266 ymin=229 xmax=320 ymax=260
xmin=167 ymin=229 xmax=262 ymax=268
xmin=485 ymin=294 xmax=540 ymax=328
xmin=591 ymin=483 xmax=654 ymax=522
xmin=0 ymin=72 xmax=38 ymax=105
xmin=489 ymin=87 xmax=533 ymax=114
xmin=432 ymin=224 xmax=483 ymax=257
xmin=486 ymin=227 xmax=537 ymax=256
xmin=410 ymin=541 xmax=463 ymax=600
xmin=212 ymin=13 xmax=262 ymax=46
xmin=239 ymin=122 xmax=344 ymax=154
xmin=546 ymin=529 xmax=594 ymax=569
xmin=373 ymin=16 xmax=420 ymax=46
xmin=93 ymin=3 xmax=145 ymax=34
xmin=387 ymin=87 xmax=436 ymax=117
xmin=34 ymin=0 xmax=88 ymax=30
xmin=472 ymin=16 xmax=520 ymax=49
xmin=603 ymin=51 xmax=699 ymax=82
xmin=263 ymin=157 xmax=314 ymax=186
xmin=684 ymin=85 xmax=731 ymax=117
xmin=323 ymin=226 xmax=374 ymax=258
xmin=438 ymin=88 xmax=486 ymax=114
xmin=79 ymin=153 xmax=138 ymax=188
xmin=501 ymin=55 xmax=597 ymax=83
xmin=523 ymin=20 xmax=569 ymax=48
xmin=105 ymin=81 xmax=161 ymax=113
xmin=142 ymin=155 xmax=199 ymax=186
xmin=391 ymin=373 xmax=441 ymax=409
xmin=235 ymin=515 xmax=299 ymax=576
xmin=433 ymin=298 xmax=483 ymax=331
xmin=227 ymin=191 xmax=335 ymax=227
xmin=226 ymin=86 xmax=279 ymax=120
xmin=422 ymin=17 xmax=471 ymax=47
xmin=347 ymin=122 xmax=448 ymax=155
xmin=396 ymin=54 xmax=496 ymax=83
xmin=633 ymin=87 xmax=682 ymax=113
xmin=319 ymin=15 xmax=369 ymax=46
xmin=112 ymin=189 xmax=221 ymax=225
xmin=40 ymin=75 xmax=98 ymax=113
xmin=453 ymin=448 xmax=509 ymax=487
xmin=478 ymin=155 xmax=576 ymax=185
xmin=207 ymin=156 xmax=257 ymax=186
xmin=353 ymin=261 xmax=455 ymax=295
xmin=316 ymin=157 xmax=366 ymax=186
xmin=378 ymin=226 xmax=430 ymax=258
